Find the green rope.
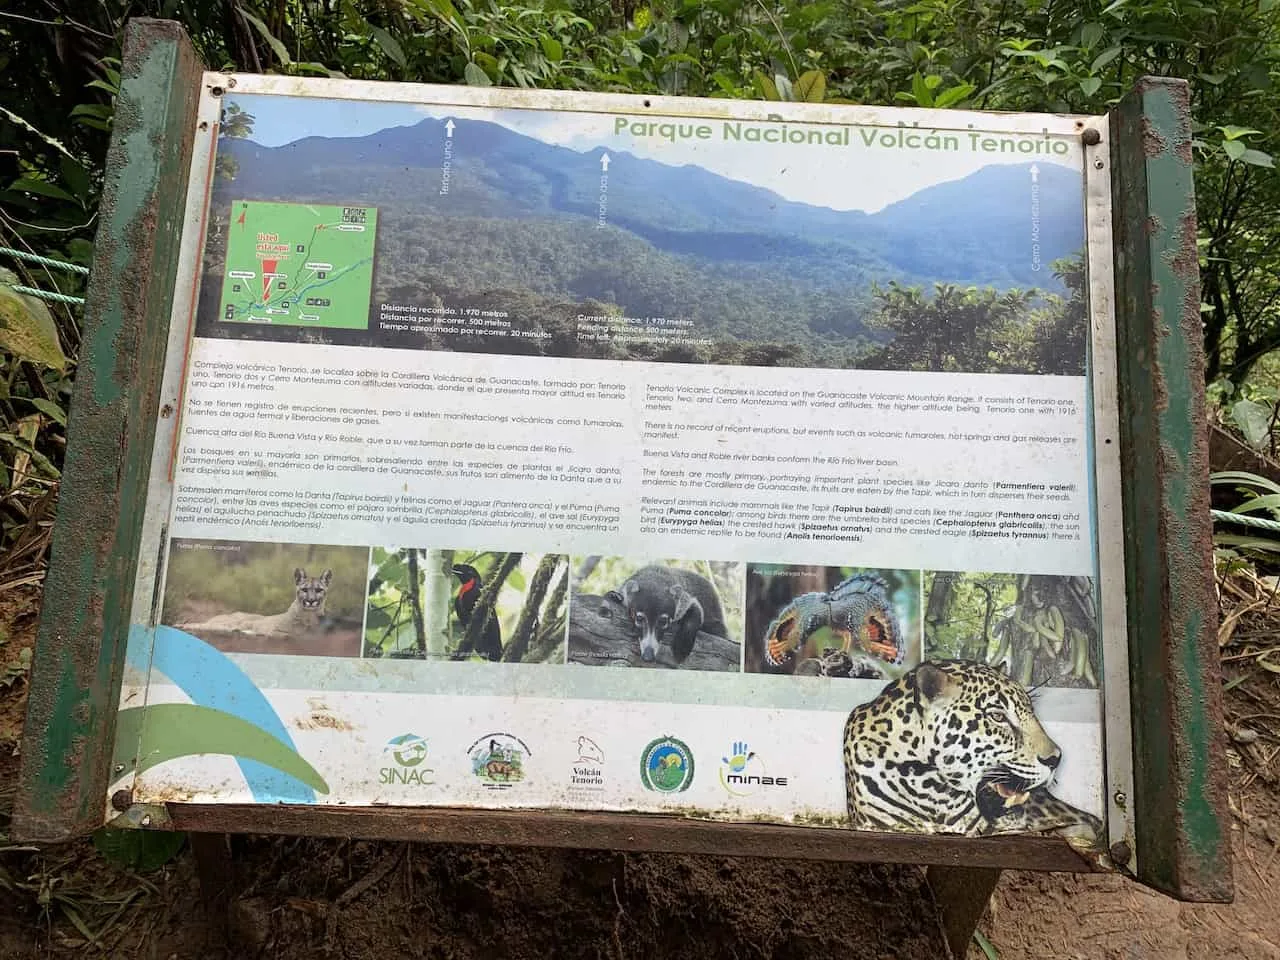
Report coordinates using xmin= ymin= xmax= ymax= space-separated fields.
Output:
xmin=11 ymin=285 xmax=85 ymax=307
xmin=1211 ymin=509 xmax=1280 ymax=534
xmin=0 ymin=246 xmax=89 ymax=276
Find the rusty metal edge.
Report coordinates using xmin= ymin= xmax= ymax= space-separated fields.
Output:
xmin=12 ymin=18 xmax=202 ymax=843
xmin=161 ymin=803 xmax=1102 ymax=872
xmin=1109 ymin=77 xmax=1233 ymax=902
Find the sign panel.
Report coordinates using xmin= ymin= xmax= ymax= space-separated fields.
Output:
xmin=112 ymin=77 xmax=1128 ymax=857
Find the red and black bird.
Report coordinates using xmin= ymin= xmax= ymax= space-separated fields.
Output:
xmin=450 ymin=563 xmax=503 ymax=661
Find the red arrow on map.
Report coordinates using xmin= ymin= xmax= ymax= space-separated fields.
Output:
xmin=261 ymin=259 xmax=277 ymax=302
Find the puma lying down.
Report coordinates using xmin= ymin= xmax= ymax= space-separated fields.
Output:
xmin=177 ymin=568 xmax=332 ymax=638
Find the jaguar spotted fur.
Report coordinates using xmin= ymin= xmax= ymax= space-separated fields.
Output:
xmin=842 ymin=658 xmax=1102 ymax=845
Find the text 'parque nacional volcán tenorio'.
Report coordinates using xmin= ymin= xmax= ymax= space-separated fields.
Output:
xmin=614 ymin=117 xmax=1072 ymax=156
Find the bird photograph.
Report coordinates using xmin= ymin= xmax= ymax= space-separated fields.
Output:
xmin=363 ymin=547 xmax=568 ymax=663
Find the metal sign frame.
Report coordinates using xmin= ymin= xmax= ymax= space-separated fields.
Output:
xmin=12 ymin=18 xmax=1229 ymax=906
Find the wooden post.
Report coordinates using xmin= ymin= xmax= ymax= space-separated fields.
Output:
xmin=926 ymin=865 xmax=1002 ymax=959
xmin=12 ymin=19 xmax=203 ymax=843
xmin=1110 ymin=76 xmax=1233 ymax=902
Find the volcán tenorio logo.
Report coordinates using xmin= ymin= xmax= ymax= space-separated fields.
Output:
xmin=379 ymin=734 xmax=435 ymax=787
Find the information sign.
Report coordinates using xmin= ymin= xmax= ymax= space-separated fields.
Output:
xmin=104 ymin=74 xmax=1134 ymax=864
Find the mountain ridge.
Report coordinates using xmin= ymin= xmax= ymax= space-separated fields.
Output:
xmin=217 ymin=115 xmax=1084 ymax=291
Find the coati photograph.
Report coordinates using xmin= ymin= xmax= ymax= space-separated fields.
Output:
xmin=567 ymin=556 xmax=743 ymax=671
xmin=363 ymin=547 xmax=569 ymax=663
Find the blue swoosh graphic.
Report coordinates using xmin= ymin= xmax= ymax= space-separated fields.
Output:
xmin=124 ymin=624 xmax=317 ymax=803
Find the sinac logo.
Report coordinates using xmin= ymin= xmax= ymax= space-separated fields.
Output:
xmin=386 ymin=733 xmax=428 ymax=768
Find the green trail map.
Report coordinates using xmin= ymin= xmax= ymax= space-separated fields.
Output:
xmin=218 ymin=200 xmax=378 ymax=330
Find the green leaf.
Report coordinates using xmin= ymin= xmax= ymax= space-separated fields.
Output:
xmin=1231 ymin=399 xmax=1273 ymax=448
xmin=540 ymin=36 xmax=564 ymax=62
xmin=8 ymin=177 xmax=75 ymax=202
xmin=933 ymin=83 xmax=975 ymax=108
xmin=59 ymin=156 xmax=91 ymax=201
xmin=92 ymin=827 xmax=186 ymax=872
xmin=464 ymin=62 xmax=492 ymax=86
xmin=1090 ymin=46 xmax=1122 ymax=72
xmin=1232 ymin=494 xmax=1280 ymax=515
xmin=0 ymin=282 xmax=68 ymax=371
xmin=794 ymin=70 xmax=826 ymax=102
xmin=973 ymin=929 xmax=999 ymax=960
xmin=367 ymin=24 xmax=407 ymax=68
xmin=240 ymin=10 xmax=292 ymax=66
xmin=1079 ymin=76 xmax=1102 ymax=97
xmin=28 ymin=398 xmax=66 ymax=426
xmin=753 ymin=70 xmax=780 ymax=101
xmin=1211 ymin=471 xmax=1280 ymax=495
xmin=1222 ymin=138 xmax=1246 ymax=160
xmin=1240 ymin=149 xmax=1275 ymax=168
xmin=1213 ymin=533 xmax=1280 ymax=555
xmin=1080 ymin=22 xmax=1105 ymax=48
xmin=1218 ymin=125 xmax=1261 ymax=141
xmin=911 ymin=72 xmax=933 ymax=106
xmin=711 ymin=34 xmax=734 ymax=56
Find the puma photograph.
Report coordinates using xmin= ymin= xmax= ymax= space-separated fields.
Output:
xmin=923 ymin=570 xmax=1099 ymax=688
xmin=363 ymin=547 xmax=568 ymax=663
xmin=744 ymin=564 xmax=920 ymax=680
xmin=161 ymin=538 xmax=368 ymax=657
xmin=566 ymin=556 xmax=744 ymax=671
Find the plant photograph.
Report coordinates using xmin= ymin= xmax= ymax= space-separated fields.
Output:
xmin=923 ymin=570 xmax=1099 ymax=688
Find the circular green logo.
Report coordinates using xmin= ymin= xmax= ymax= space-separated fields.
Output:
xmin=386 ymin=734 xmax=428 ymax=768
xmin=640 ymin=736 xmax=694 ymax=792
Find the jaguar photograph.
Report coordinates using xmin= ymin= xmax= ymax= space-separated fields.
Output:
xmin=842 ymin=658 xmax=1103 ymax=847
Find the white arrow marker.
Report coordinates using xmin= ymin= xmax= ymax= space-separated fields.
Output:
xmin=1030 ymin=163 xmax=1040 ymax=183
xmin=445 ymin=119 xmax=456 ymax=137
xmin=600 ymin=152 xmax=611 ymax=172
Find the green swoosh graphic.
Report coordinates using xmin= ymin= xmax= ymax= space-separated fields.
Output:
xmin=114 ymin=704 xmax=329 ymax=795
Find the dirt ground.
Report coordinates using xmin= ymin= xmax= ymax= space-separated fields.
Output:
xmin=0 ymin=582 xmax=1276 ymax=959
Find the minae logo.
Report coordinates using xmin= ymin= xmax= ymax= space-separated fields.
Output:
xmin=719 ymin=740 xmax=787 ymax=796
xmin=379 ymin=734 xmax=435 ymax=787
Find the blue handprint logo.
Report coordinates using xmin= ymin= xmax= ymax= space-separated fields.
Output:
xmin=722 ymin=741 xmax=756 ymax=772
xmin=720 ymin=740 xmax=770 ymax=796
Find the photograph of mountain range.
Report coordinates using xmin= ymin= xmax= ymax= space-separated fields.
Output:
xmin=194 ymin=94 xmax=1090 ymax=375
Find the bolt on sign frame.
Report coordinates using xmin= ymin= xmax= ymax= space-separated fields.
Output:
xmin=13 ymin=16 xmax=1230 ymax=917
